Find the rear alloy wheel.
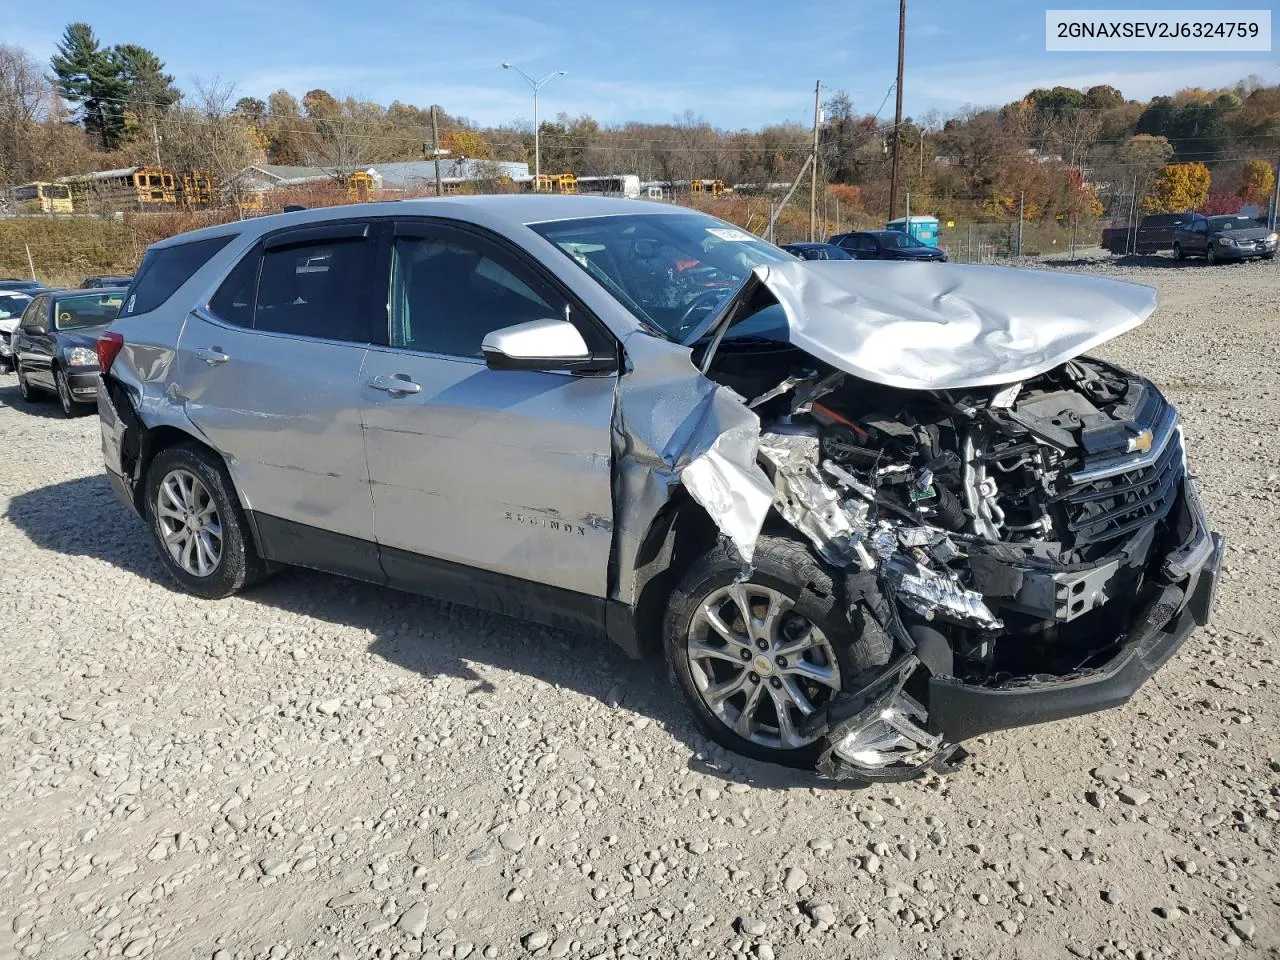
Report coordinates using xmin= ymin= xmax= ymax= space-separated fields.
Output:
xmin=16 ymin=363 xmax=40 ymax=403
xmin=155 ymin=468 xmax=223 ymax=577
xmin=144 ymin=444 xmax=268 ymax=598
xmin=665 ymin=536 xmax=892 ymax=768
xmin=55 ymin=368 xmax=76 ymax=417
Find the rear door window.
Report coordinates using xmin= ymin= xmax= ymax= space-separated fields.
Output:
xmin=124 ymin=234 xmax=236 ymax=317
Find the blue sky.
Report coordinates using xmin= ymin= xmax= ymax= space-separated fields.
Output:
xmin=6 ymin=1 xmax=1275 ymax=128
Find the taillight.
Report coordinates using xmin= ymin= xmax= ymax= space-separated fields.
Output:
xmin=97 ymin=331 xmax=124 ymax=373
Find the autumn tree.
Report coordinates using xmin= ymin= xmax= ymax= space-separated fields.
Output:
xmin=0 ymin=45 xmax=52 ymax=184
xmin=1239 ymin=159 xmax=1275 ymax=205
xmin=1143 ymin=162 xmax=1211 ymax=212
xmin=1200 ymin=193 xmax=1240 ymax=215
xmin=163 ymin=79 xmax=264 ymax=215
xmin=1084 ymin=84 xmax=1124 ymax=110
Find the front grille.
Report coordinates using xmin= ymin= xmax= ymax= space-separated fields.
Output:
xmin=1057 ymin=428 xmax=1183 ymax=546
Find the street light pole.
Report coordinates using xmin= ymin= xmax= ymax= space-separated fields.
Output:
xmin=502 ymin=63 xmax=567 ymax=192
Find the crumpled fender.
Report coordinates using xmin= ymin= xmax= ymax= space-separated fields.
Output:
xmin=610 ymin=332 xmax=774 ymax=588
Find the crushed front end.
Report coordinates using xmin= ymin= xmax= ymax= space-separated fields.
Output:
xmin=712 ymin=351 xmax=1223 ymax=781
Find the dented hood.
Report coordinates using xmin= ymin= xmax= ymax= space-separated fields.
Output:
xmin=756 ymin=259 xmax=1157 ymax=390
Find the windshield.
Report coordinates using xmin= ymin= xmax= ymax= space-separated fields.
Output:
xmin=52 ymin=293 xmax=125 ymax=331
xmin=1207 ymin=216 xmax=1252 ymax=231
xmin=529 ymin=212 xmax=792 ymax=340
xmin=878 ymin=232 xmax=926 ymax=249
xmin=0 ymin=293 xmax=31 ymax=319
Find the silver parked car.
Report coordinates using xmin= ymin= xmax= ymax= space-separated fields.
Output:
xmin=98 ymin=196 xmax=1223 ymax=780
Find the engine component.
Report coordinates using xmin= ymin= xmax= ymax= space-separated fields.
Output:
xmin=758 ymin=432 xmax=872 ymax=568
xmin=888 ymin=562 xmax=1003 ymax=630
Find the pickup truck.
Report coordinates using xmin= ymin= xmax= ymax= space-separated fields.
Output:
xmin=1173 ymin=214 xmax=1277 ymax=264
xmin=1100 ymin=213 xmax=1189 ymax=255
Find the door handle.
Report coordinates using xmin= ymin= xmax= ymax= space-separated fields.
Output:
xmin=368 ymin=374 xmax=421 ymax=395
xmin=194 ymin=346 xmax=229 ymax=365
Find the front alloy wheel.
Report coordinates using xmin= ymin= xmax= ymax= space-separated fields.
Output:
xmin=687 ymin=583 xmax=842 ymax=750
xmin=155 ymin=468 xmax=223 ymax=577
xmin=56 ymin=369 xmax=75 ymax=416
xmin=665 ymin=536 xmax=892 ymax=768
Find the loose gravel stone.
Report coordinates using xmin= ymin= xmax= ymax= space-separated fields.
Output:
xmin=522 ymin=931 xmax=550 ymax=951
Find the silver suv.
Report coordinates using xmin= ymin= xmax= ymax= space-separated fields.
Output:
xmin=98 ymin=196 xmax=1223 ymax=780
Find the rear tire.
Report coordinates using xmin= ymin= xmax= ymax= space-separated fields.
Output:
xmin=143 ymin=443 xmax=268 ymax=599
xmin=664 ymin=535 xmax=892 ymax=769
xmin=16 ymin=362 xmax=41 ymax=403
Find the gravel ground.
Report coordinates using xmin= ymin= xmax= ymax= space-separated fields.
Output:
xmin=0 ymin=254 xmax=1277 ymax=960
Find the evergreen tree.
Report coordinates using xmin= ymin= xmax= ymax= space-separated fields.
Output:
xmin=110 ymin=43 xmax=180 ymax=123
xmin=50 ymin=23 xmax=126 ymax=149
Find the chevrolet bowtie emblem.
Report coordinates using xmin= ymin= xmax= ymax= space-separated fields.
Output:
xmin=1127 ymin=429 xmax=1153 ymax=454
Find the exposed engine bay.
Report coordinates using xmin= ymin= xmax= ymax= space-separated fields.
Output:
xmin=698 ymin=332 xmax=1211 ymax=780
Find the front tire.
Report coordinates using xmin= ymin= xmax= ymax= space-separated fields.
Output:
xmin=144 ymin=444 xmax=267 ymax=598
xmin=664 ymin=536 xmax=892 ymax=768
xmin=1207 ymin=246 xmax=1217 ymax=265
xmin=1173 ymin=243 xmax=1183 ymax=261
xmin=55 ymin=368 xmax=76 ymax=417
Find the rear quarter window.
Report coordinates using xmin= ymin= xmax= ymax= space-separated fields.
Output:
xmin=123 ymin=234 xmax=236 ymax=317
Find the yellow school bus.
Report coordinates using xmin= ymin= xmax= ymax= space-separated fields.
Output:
xmin=12 ymin=182 xmax=73 ymax=214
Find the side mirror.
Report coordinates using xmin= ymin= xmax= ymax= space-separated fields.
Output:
xmin=24 ymin=320 xmax=46 ymax=335
xmin=481 ymin=318 xmax=611 ymax=373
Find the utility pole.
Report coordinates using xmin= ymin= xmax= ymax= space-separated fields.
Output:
xmin=887 ymin=0 xmax=906 ymax=223
xmin=1127 ymin=175 xmax=1139 ymax=254
xmin=152 ymin=121 xmax=162 ymax=169
xmin=810 ymin=80 xmax=821 ymax=242
xmin=431 ymin=106 xmax=443 ymax=197
xmin=1271 ymin=158 xmax=1279 ymax=231
xmin=767 ymin=154 xmax=814 ymax=242
xmin=1016 ymin=191 xmax=1024 ymax=257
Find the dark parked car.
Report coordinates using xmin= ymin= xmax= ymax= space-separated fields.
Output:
xmin=782 ymin=242 xmax=855 ymax=261
xmin=829 ymin=230 xmax=948 ymax=262
xmin=13 ymin=288 xmax=127 ymax=415
xmin=81 ymin=274 xmax=134 ymax=288
xmin=1173 ymin=214 xmax=1277 ymax=264
xmin=0 ymin=278 xmax=46 ymax=292
xmin=1101 ymin=213 xmax=1190 ymax=255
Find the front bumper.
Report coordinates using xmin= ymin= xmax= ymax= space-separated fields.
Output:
xmin=65 ymin=367 xmax=100 ymax=403
xmin=1216 ymin=241 xmax=1276 ymax=260
xmin=927 ymin=478 xmax=1223 ymax=742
